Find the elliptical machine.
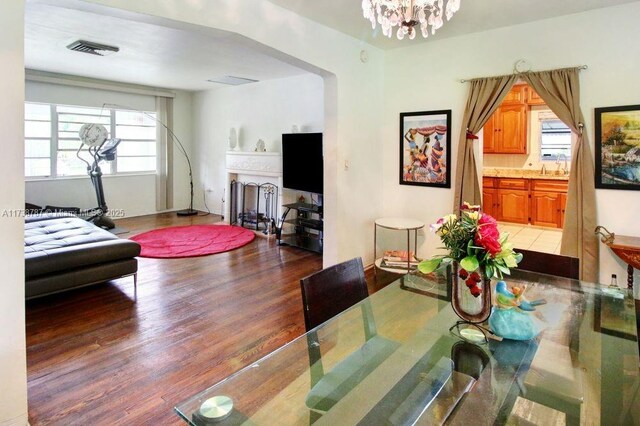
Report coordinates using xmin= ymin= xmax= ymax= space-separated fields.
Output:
xmin=77 ymin=123 xmax=121 ymax=230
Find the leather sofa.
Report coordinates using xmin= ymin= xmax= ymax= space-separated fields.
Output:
xmin=25 ymin=213 xmax=141 ymax=299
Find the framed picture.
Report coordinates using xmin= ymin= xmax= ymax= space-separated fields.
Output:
xmin=594 ymin=104 xmax=640 ymax=190
xmin=399 ymin=110 xmax=451 ymax=188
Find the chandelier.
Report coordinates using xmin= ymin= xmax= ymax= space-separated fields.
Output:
xmin=362 ymin=0 xmax=461 ymax=40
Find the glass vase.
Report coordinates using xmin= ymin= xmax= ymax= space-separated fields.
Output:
xmin=449 ymin=262 xmax=492 ymax=324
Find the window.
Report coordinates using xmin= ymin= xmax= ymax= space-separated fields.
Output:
xmin=24 ymin=102 xmax=157 ymax=178
xmin=25 ymin=103 xmax=52 ymax=177
xmin=539 ymin=113 xmax=572 ymax=161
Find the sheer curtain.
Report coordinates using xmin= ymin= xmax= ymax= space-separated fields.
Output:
xmin=156 ymin=96 xmax=174 ymax=211
xmin=453 ymin=75 xmax=518 ymax=212
xmin=522 ymin=68 xmax=598 ymax=281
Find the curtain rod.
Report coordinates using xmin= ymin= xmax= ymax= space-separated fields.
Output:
xmin=459 ymin=64 xmax=588 ymax=83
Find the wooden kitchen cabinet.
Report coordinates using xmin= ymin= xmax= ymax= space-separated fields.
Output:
xmin=526 ymin=86 xmax=546 ymax=105
xmin=497 ymin=188 xmax=529 ymax=224
xmin=496 ymin=178 xmax=529 ymax=224
xmin=482 ymin=176 xmax=568 ymax=228
xmin=501 ymin=84 xmax=526 ymax=105
xmin=496 ymin=104 xmax=527 ymax=153
xmin=482 ymin=177 xmax=497 ymax=217
xmin=483 ymin=91 xmax=527 ymax=154
xmin=482 ymin=188 xmax=498 ymax=217
xmin=483 ymin=115 xmax=496 ymax=153
xmin=531 ymin=191 xmax=562 ymax=228
xmin=530 ymin=179 xmax=569 ymax=228
xmin=559 ymin=192 xmax=567 ymax=228
xmin=482 ymin=177 xmax=529 ymax=224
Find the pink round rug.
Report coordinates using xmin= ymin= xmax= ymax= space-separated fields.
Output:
xmin=130 ymin=224 xmax=255 ymax=258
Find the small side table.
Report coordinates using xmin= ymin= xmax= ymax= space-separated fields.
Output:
xmin=374 ymin=217 xmax=425 ymax=274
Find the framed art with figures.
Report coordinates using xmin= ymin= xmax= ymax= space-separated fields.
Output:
xmin=399 ymin=110 xmax=451 ymax=188
xmin=595 ymin=104 xmax=640 ymax=191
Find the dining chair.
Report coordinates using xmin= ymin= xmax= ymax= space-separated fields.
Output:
xmin=508 ymin=250 xmax=582 ymax=425
xmin=299 ymin=257 xmax=400 ymax=415
xmin=511 ymin=249 xmax=580 ymax=280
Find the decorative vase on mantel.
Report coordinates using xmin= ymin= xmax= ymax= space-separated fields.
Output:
xmin=449 ymin=262 xmax=492 ymax=324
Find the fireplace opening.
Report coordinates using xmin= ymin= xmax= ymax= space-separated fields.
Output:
xmin=230 ymin=180 xmax=278 ymax=234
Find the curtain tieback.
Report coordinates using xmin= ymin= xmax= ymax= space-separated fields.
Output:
xmin=466 ymin=130 xmax=479 ymax=140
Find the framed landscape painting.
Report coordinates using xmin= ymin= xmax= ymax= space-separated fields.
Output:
xmin=399 ymin=110 xmax=451 ymax=188
xmin=595 ymin=104 xmax=640 ymax=190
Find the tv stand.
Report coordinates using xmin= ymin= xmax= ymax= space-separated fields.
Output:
xmin=276 ymin=202 xmax=323 ymax=254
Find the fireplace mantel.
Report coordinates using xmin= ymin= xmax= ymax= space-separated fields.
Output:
xmin=225 ymin=151 xmax=282 ymax=177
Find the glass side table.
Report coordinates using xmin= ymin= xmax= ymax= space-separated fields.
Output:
xmin=374 ymin=217 xmax=425 ymax=274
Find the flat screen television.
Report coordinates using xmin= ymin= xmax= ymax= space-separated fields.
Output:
xmin=282 ymin=132 xmax=323 ymax=195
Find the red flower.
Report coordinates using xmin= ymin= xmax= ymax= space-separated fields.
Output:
xmin=470 ymin=285 xmax=482 ymax=297
xmin=475 ymin=213 xmax=502 ymax=256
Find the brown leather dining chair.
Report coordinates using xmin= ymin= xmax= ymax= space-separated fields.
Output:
xmin=511 ymin=249 xmax=580 ymax=281
xmin=299 ymin=257 xmax=400 ymax=416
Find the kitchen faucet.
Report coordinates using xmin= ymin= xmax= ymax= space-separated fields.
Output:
xmin=556 ymin=153 xmax=568 ymax=175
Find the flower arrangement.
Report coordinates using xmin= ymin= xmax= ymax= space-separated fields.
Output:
xmin=418 ymin=202 xmax=522 ymax=296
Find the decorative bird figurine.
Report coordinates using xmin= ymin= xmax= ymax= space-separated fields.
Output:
xmin=490 ymin=281 xmax=546 ymax=341
xmin=495 ymin=281 xmax=517 ymax=308
xmin=495 ymin=281 xmax=546 ymax=311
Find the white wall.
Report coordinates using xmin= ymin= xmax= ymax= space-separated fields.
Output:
xmin=192 ymin=74 xmax=324 ymax=215
xmin=0 ymin=1 xmax=28 ymax=424
xmin=24 ymin=80 xmax=194 ymax=217
xmin=382 ymin=2 xmax=640 ymax=285
xmin=83 ymin=0 xmax=386 ymax=266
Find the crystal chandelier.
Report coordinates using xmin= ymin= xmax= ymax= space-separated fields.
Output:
xmin=362 ymin=0 xmax=461 ymax=40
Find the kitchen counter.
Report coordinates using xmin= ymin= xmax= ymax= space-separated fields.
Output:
xmin=483 ymin=168 xmax=570 ymax=181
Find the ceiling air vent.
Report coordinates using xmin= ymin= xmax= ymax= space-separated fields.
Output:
xmin=66 ymin=40 xmax=119 ymax=56
xmin=207 ymin=76 xmax=259 ymax=86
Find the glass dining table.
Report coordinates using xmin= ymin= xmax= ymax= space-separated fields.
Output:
xmin=175 ymin=271 xmax=639 ymax=425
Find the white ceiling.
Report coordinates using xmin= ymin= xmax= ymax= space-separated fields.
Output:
xmin=25 ymin=0 xmax=640 ymax=91
xmin=24 ymin=2 xmax=309 ymax=91
xmin=267 ymin=0 xmax=640 ymax=49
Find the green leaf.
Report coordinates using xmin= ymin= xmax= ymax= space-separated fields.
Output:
xmin=485 ymin=264 xmax=494 ymax=279
xmin=418 ymin=258 xmax=442 ymax=274
xmin=460 ymin=256 xmax=479 ymax=272
xmin=503 ymin=254 xmax=518 ymax=268
xmin=499 ymin=232 xmax=509 ymax=245
xmin=514 ymin=252 xmax=523 ymax=263
xmin=495 ymin=263 xmax=511 ymax=274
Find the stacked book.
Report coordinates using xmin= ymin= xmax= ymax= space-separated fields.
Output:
xmin=380 ymin=250 xmax=419 ymax=270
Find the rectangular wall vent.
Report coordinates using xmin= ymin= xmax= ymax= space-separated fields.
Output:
xmin=66 ymin=40 xmax=120 ymax=56
xmin=207 ymin=76 xmax=259 ymax=86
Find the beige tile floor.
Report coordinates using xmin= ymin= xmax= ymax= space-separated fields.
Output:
xmin=498 ymin=222 xmax=563 ymax=254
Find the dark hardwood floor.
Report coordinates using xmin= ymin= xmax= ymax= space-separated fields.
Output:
xmin=25 ymin=212 xmax=393 ymax=425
